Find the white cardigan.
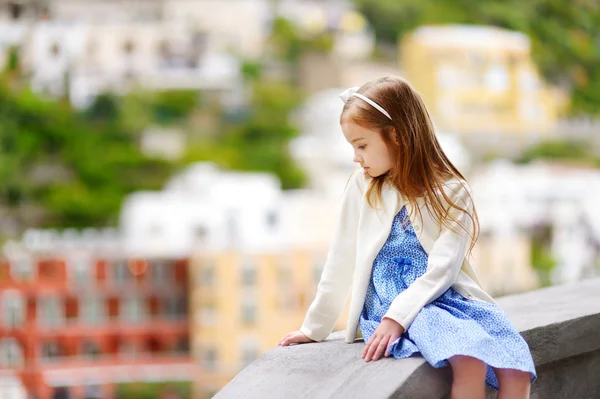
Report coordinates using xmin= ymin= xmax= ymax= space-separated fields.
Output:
xmin=299 ymin=170 xmax=496 ymax=344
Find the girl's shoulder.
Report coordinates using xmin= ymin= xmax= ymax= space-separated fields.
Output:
xmin=346 ymin=168 xmax=370 ymax=193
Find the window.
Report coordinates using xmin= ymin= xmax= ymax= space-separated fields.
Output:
xmin=11 ymin=259 xmax=34 ymax=281
xmin=193 ymin=225 xmax=208 ymax=241
xmin=81 ymin=296 xmax=106 ymax=325
xmin=121 ymin=296 xmax=147 ymax=323
xmin=113 ymin=261 xmax=132 ymax=285
xmin=173 ymin=337 xmax=189 ymax=354
xmin=241 ymin=297 xmax=256 ymax=326
xmin=40 ymin=341 xmax=62 ymax=362
xmin=265 ymin=210 xmax=278 ymax=229
xmin=0 ymin=338 xmax=24 ymax=368
xmin=164 ymin=295 xmax=187 ymax=319
xmin=150 ymin=261 xmax=171 ymax=285
xmin=226 ymin=210 xmax=239 ymax=245
xmin=202 ymin=346 xmax=218 ymax=371
xmin=1 ymin=290 xmax=25 ymax=328
xmin=49 ymin=43 xmax=60 ymax=58
xmin=38 ymin=296 xmax=64 ymax=328
xmin=241 ymin=259 xmax=256 ymax=286
xmin=71 ymin=259 xmax=92 ymax=287
xmin=122 ymin=39 xmax=136 ymax=55
xmin=80 ymin=340 xmax=100 ymax=359
xmin=8 ymin=2 xmax=24 ymax=20
xmin=200 ymin=261 xmax=215 ymax=288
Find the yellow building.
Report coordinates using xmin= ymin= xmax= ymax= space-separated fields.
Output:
xmin=190 ymin=248 xmax=349 ymax=399
xmin=400 ymin=25 xmax=563 ymax=137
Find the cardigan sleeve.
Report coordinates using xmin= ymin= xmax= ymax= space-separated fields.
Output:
xmin=383 ymin=181 xmax=475 ymax=330
xmin=299 ymin=170 xmax=364 ymax=342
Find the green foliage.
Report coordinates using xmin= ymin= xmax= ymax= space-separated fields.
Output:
xmin=115 ymin=381 xmax=191 ymax=399
xmin=531 ymin=241 xmax=557 ymax=287
xmin=517 ymin=139 xmax=597 ymax=164
xmin=184 ymin=80 xmax=307 ymax=189
xmin=85 ymin=89 xmax=199 ymax=128
xmin=270 ymin=17 xmax=335 ymax=64
xmin=5 ymin=46 xmax=20 ymax=73
xmin=0 ymin=76 xmax=174 ymax=231
xmin=352 ymin=0 xmax=600 ymax=115
xmin=241 ymin=60 xmax=263 ymax=82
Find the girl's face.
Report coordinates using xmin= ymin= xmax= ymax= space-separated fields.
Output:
xmin=341 ymin=121 xmax=393 ymax=177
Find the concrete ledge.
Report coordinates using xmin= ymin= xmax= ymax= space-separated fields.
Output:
xmin=214 ymin=278 xmax=600 ymax=399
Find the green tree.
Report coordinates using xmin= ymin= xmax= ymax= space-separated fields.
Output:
xmin=0 ymin=76 xmax=174 ymax=233
xmin=183 ymin=80 xmax=306 ymax=189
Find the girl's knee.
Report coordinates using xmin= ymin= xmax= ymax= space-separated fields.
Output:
xmin=495 ymin=368 xmax=530 ymax=385
xmin=448 ymin=355 xmax=487 ymax=379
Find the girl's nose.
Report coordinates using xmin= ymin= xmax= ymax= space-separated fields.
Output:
xmin=353 ymin=153 xmax=362 ymax=163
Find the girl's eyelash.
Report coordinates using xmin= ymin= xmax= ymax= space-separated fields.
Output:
xmin=358 ymin=145 xmax=366 ymax=149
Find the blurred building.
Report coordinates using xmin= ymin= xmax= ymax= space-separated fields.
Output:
xmin=400 ymin=25 xmax=564 ymax=152
xmin=117 ymin=162 xmax=347 ymax=398
xmin=16 ymin=19 xmax=242 ymax=109
xmin=189 ymin=246 xmax=346 ymax=399
xmin=471 ymin=160 xmax=600 ymax=291
xmin=0 ymin=232 xmax=193 ymax=399
xmin=0 ymin=0 xmax=378 ymax=109
xmin=0 ymin=0 xmax=50 ymax=21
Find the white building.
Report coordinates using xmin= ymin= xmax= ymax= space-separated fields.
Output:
xmin=15 ymin=19 xmax=242 ymax=108
xmin=119 ymin=162 xmax=340 ymax=257
xmin=471 ymin=160 xmax=600 ymax=286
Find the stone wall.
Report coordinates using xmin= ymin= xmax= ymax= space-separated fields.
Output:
xmin=214 ymin=278 xmax=600 ymax=398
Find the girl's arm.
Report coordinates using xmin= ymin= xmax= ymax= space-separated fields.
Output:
xmin=383 ymin=182 xmax=474 ymax=331
xmin=299 ymin=170 xmax=363 ymax=342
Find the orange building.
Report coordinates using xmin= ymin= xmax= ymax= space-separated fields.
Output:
xmin=0 ymin=255 xmax=195 ymax=399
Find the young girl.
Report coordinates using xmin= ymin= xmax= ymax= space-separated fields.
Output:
xmin=279 ymin=76 xmax=536 ymax=398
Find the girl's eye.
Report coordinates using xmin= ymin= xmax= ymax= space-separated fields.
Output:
xmin=358 ymin=145 xmax=366 ymax=150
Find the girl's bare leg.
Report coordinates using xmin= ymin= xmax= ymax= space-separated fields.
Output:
xmin=448 ymin=355 xmax=487 ymax=399
xmin=495 ymin=367 xmax=531 ymax=399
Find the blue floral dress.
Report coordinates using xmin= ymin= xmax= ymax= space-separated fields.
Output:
xmin=359 ymin=206 xmax=537 ymax=389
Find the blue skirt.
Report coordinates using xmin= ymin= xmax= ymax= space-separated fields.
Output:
xmin=359 ymin=207 xmax=536 ymax=390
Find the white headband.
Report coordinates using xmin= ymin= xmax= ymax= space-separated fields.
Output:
xmin=340 ymin=86 xmax=392 ymax=120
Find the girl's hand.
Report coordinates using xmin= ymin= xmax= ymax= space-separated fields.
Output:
xmin=362 ymin=317 xmax=405 ymax=362
xmin=279 ymin=330 xmax=315 ymax=346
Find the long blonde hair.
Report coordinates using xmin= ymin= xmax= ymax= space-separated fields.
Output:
xmin=340 ymin=76 xmax=479 ymax=257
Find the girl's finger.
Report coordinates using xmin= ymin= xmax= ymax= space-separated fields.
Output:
xmin=384 ymin=335 xmax=393 ymax=356
xmin=373 ymin=336 xmax=388 ymax=360
xmin=365 ymin=335 xmax=380 ymax=361
xmin=362 ymin=341 xmax=370 ymax=358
